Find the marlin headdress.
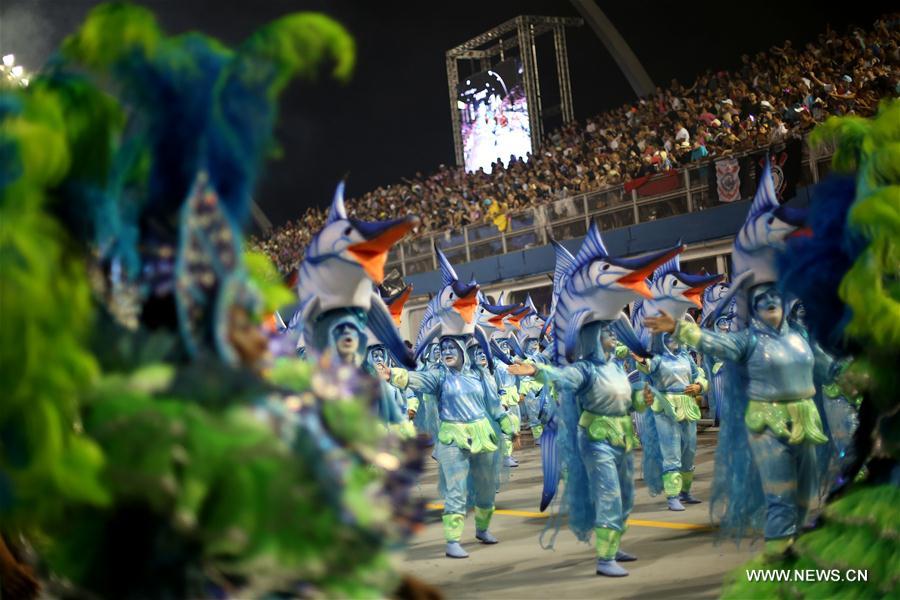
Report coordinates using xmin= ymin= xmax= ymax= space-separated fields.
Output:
xmin=630 ymin=253 xmax=723 ymax=352
xmin=700 ymin=279 xmax=731 ymax=328
xmin=364 ymin=283 xmax=413 ymax=364
xmin=517 ymin=294 xmax=547 ymax=348
xmin=474 ymin=291 xmax=521 ymax=336
xmin=712 ymin=159 xmax=809 ymax=327
xmin=380 ymin=283 xmax=413 ymax=328
xmin=296 ymin=181 xmax=417 ymax=367
xmin=414 ymin=248 xmax=494 ymax=370
xmin=547 ymin=222 xmax=684 ymax=363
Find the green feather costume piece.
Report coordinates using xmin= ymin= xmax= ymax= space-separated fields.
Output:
xmin=2 ymin=4 xmax=422 ymax=598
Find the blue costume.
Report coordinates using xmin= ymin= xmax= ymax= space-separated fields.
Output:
xmin=531 ymin=223 xmax=683 ymax=577
xmin=531 ymin=323 xmax=647 ymax=572
xmin=675 ymin=284 xmax=829 ymax=547
xmin=390 ymin=337 xmax=514 ymax=557
xmin=636 ymin=334 xmax=708 ymax=508
xmin=630 ymin=254 xmax=720 ymax=510
xmin=516 ymin=295 xmax=548 ymax=444
xmin=675 ymin=160 xmax=826 ymax=550
xmin=389 ymin=250 xmax=513 ymax=559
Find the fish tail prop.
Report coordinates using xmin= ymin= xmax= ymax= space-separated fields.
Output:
xmin=539 ymin=415 xmax=560 ymax=512
xmin=709 ymin=362 xmax=766 ymax=541
xmin=557 ymin=389 xmax=595 ymax=542
xmin=636 ymin=409 xmax=664 ymax=497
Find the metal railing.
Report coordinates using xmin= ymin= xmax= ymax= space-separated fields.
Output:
xmin=387 ymin=136 xmax=835 ymax=277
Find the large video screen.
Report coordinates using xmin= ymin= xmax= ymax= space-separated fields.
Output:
xmin=457 ymin=59 xmax=532 ymax=174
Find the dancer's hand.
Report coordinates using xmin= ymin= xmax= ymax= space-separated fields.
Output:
xmin=407 ymin=409 xmax=417 ymax=420
xmin=684 ymin=383 xmax=702 ymax=396
xmin=375 ymin=363 xmax=391 ymax=381
xmin=644 ymin=310 xmax=677 ymax=334
xmin=507 ymin=360 xmax=536 ymax=376
xmin=643 ymin=384 xmax=655 ymax=407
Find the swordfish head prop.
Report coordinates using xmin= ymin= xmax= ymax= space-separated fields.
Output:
xmin=643 ymin=254 xmax=724 ymax=322
xmin=517 ymin=295 xmax=547 ymax=353
xmin=296 ymin=180 xmax=418 ymax=367
xmin=701 ymin=279 xmax=731 ymax=328
xmin=474 ymin=291 xmax=521 ymax=336
xmin=297 ymin=180 xmax=418 ymax=318
xmin=633 ymin=254 xmax=724 ymax=353
xmin=549 ymin=222 xmax=684 ymax=362
xmin=380 ymin=283 xmax=413 ymax=327
xmin=732 ymin=158 xmax=808 ymax=284
xmin=413 ymin=249 xmax=495 ymax=371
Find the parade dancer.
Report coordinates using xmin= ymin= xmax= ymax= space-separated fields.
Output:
xmin=491 ymin=321 xmax=527 ymax=467
xmin=516 ymin=295 xmax=548 ymax=445
xmin=700 ymin=281 xmax=735 ymax=425
xmin=296 ymin=181 xmax=418 ymax=370
xmin=381 ymin=250 xmax=515 ymax=559
xmin=510 ymin=223 xmax=683 ymax=577
xmin=630 ymin=256 xmax=721 ymax=510
xmin=646 ymin=161 xmax=827 ymax=554
xmin=634 ymin=333 xmax=708 ymax=509
xmin=721 ymin=102 xmax=900 ymax=597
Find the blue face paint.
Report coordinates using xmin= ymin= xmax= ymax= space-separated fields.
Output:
xmin=473 ymin=347 xmax=487 ymax=365
xmin=440 ymin=339 xmax=463 ymax=369
xmin=369 ymin=347 xmax=387 ymax=366
xmin=333 ymin=323 xmax=360 ymax=343
xmin=600 ymin=327 xmax=618 ymax=352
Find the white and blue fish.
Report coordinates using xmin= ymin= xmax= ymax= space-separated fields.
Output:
xmin=546 ymin=222 xmax=684 ymax=364
xmin=413 ymin=248 xmax=496 ymax=370
xmin=296 ymin=180 xmax=418 ymax=367
xmin=630 ymin=254 xmax=723 ymax=352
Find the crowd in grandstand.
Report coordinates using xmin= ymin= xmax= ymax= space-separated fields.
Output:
xmin=253 ymin=15 xmax=898 ymax=273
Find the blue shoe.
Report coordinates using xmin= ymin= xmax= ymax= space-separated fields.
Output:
xmin=667 ymin=497 xmax=686 ymax=511
xmin=475 ymin=529 xmax=499 ymax=544
xmin=615 ymin=549 xmax=637 ymax=562
xmin=445 ymin=542 xmax=469 ymax=558
xmin=680 ymin=491 xmax=702 ymax=504
xmin=504 ymin=456 xmax=519 ymax=468
xmin=596 ymin=559 xmax=629 ymax=577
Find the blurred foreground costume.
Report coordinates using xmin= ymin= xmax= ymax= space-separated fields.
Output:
xmin=0 ymin=3 xmax=432 ymax=598
xmin=721 ymin=100 xmax=900 ymax=597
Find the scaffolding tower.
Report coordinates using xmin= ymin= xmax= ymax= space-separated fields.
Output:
xmin=446 ymin=15 xmax=582 ymax=167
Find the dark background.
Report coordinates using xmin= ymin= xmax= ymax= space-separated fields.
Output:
xmin=1 ymin=0 xmax=890 ymax=226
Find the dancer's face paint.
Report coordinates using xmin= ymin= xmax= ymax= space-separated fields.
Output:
xmin=715 ymin=316 xmax=732 ymax=333
xmin=791 ymin=302 xmax=807 ymax=328
xmin=665 ymin=334 xmax=681 ymax=354
xmin=333 ymin=323 xmax=360 ymax=361
xmin=473 ymin=347 xmax=487 ymax=367
xmin=600 ymin=327 xmax=618 ymax=353
xmin=369 ymin=346 xmax=387 ymax=367
xmin=752 ymin=285 xmax=784 ymax=329
xmin=440 ymin=339 xmax=463 ymax=370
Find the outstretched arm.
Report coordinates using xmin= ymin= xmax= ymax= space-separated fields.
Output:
xmin=645 ymin=311 xmax=749 ymax=363
xmin=509 ymin=360 xmax=587 ymax=392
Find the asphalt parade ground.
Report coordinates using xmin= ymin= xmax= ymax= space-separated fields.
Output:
xmin=399 ymin=429 xmax=761 ymax=599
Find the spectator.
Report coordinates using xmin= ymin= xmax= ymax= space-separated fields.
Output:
xmin=251 ymin=14 xmax=899 ymax=273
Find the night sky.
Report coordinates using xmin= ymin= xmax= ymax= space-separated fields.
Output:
xmin=1 ymin=1 xmax=890 ymax=227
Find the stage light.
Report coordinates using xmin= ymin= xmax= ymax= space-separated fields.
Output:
xmin=2 ymin=54 xmax=14 ymax=67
